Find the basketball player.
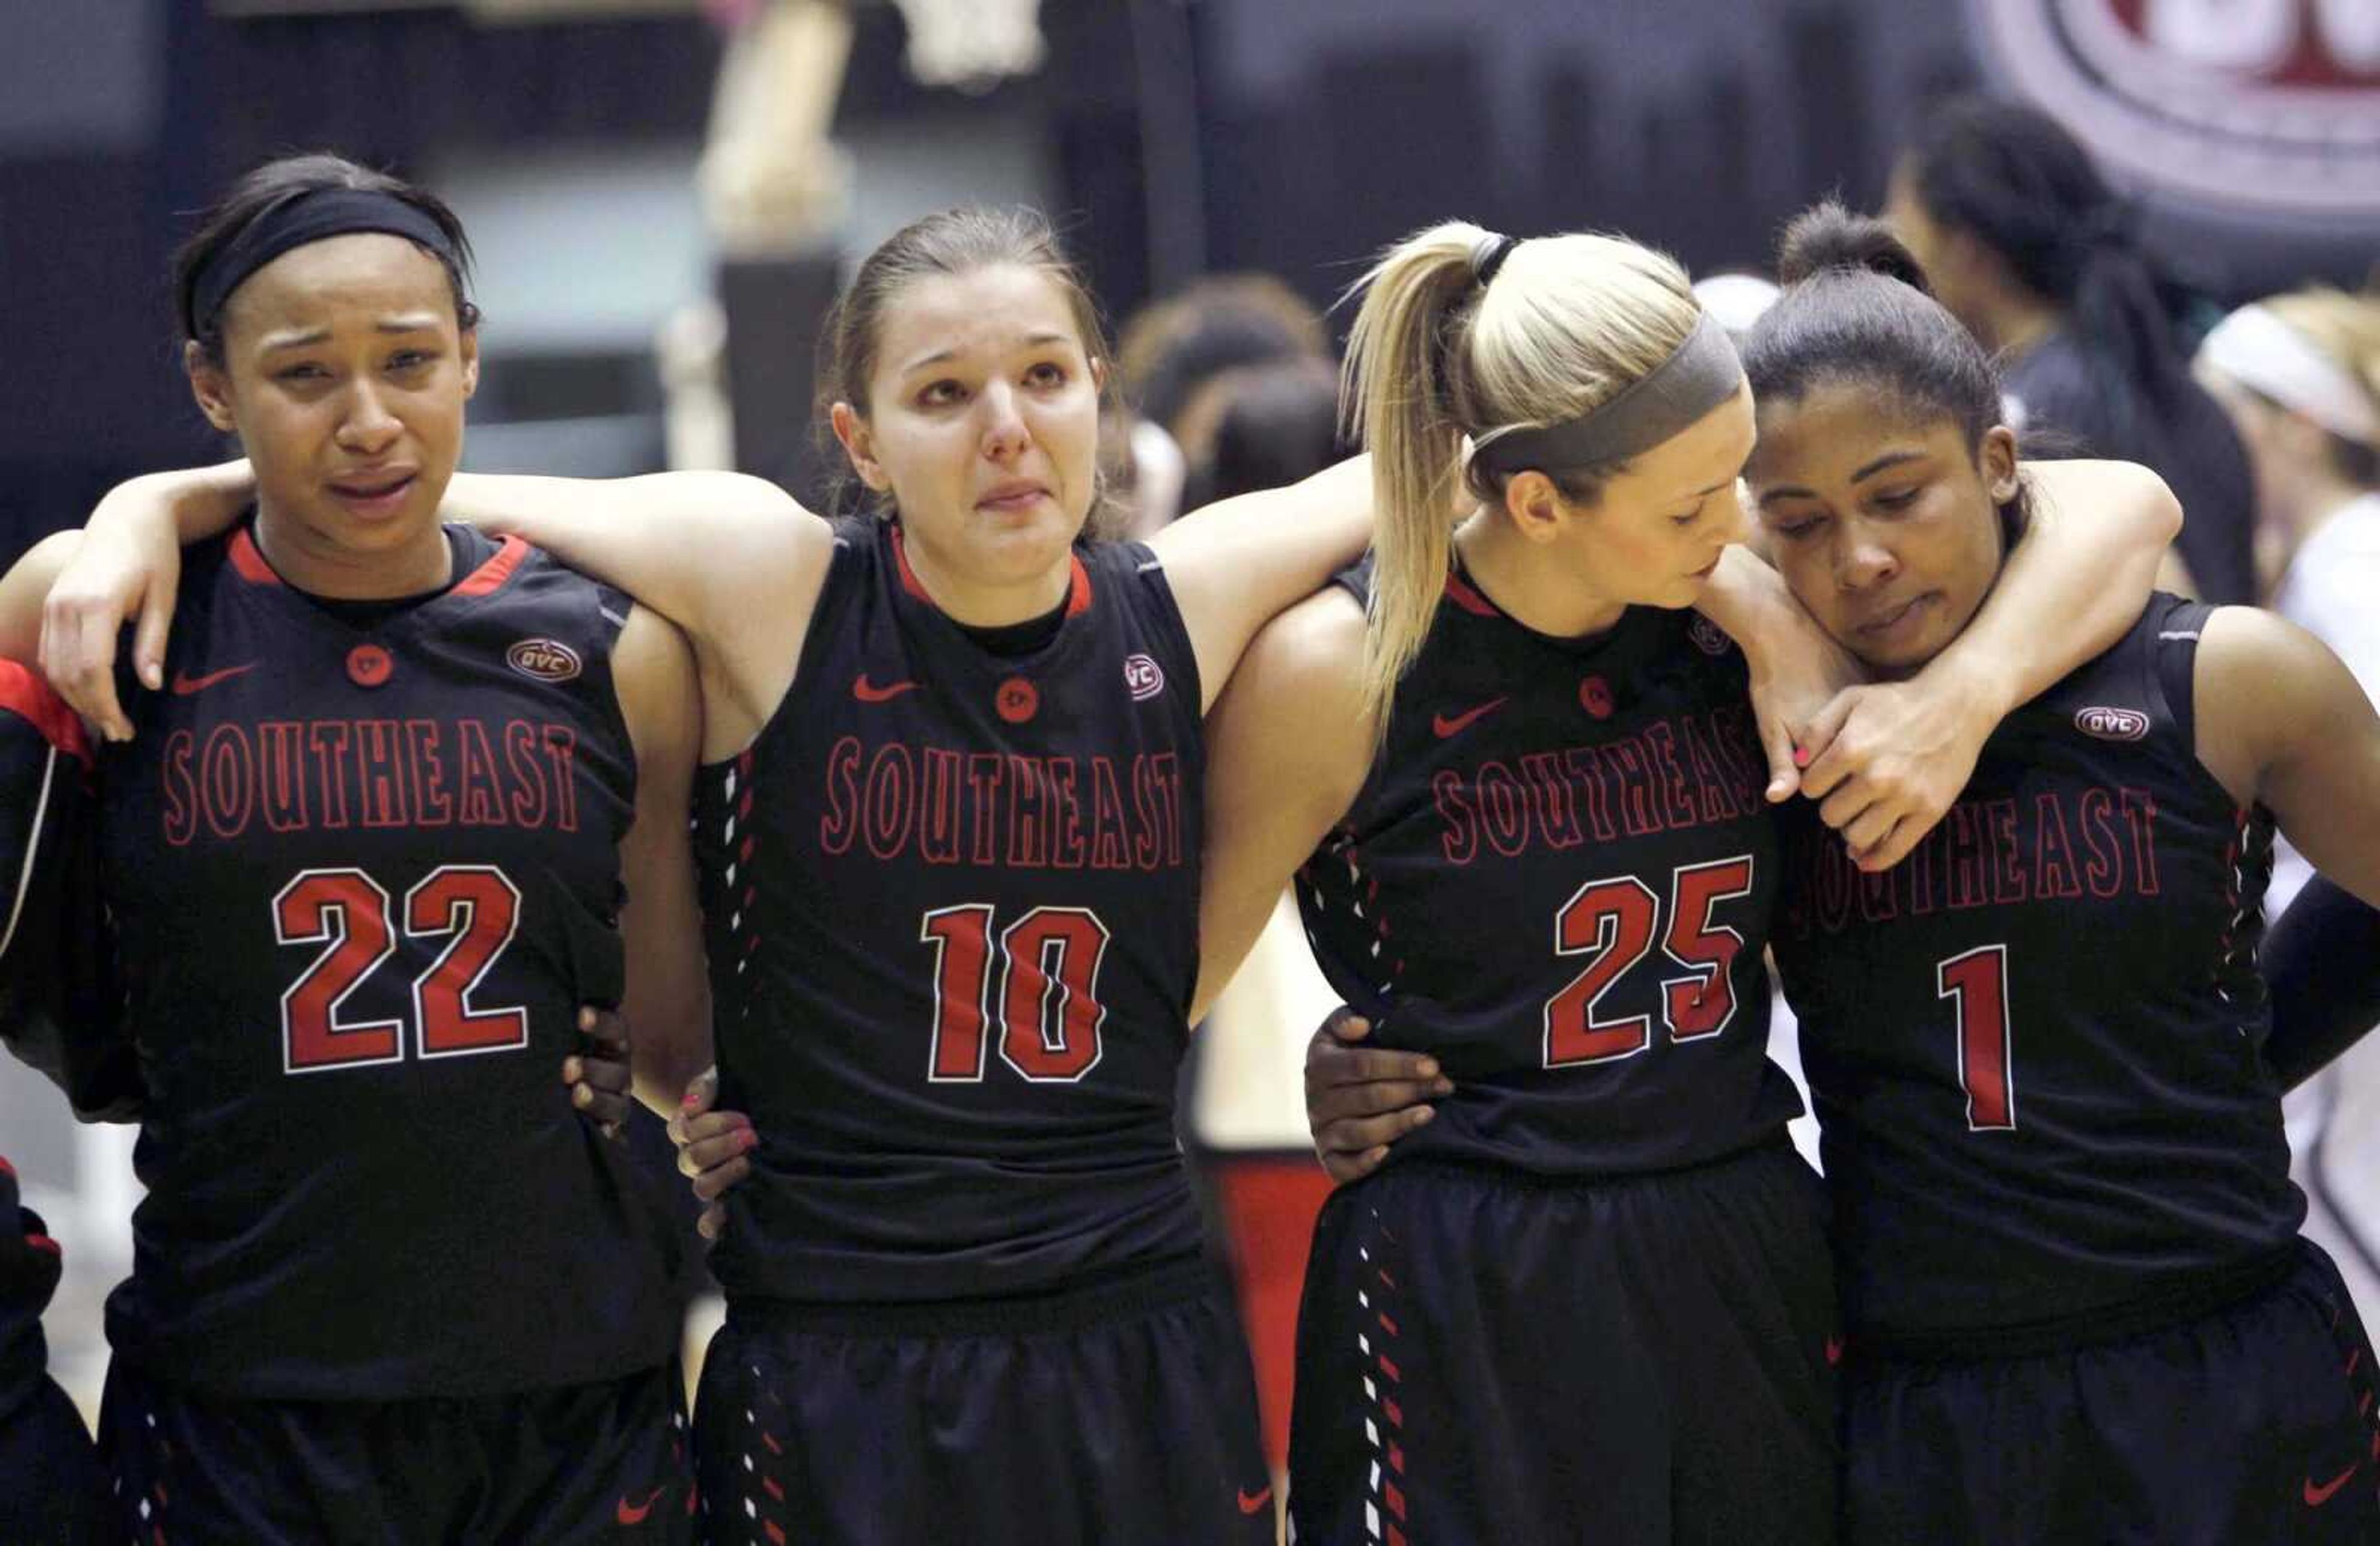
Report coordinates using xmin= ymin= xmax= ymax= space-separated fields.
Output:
xmin=1186 ymin=219 xmax=2178 ymax=1544
xmin=1313 ymin=206 xmax=2380 ymax=1544
xmin=0 ymin=154 xmax=710 ymax=1540
xmin=1753 ymin=207 xmax=2380 ymax=1546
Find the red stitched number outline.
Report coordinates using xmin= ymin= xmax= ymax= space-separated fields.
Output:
xmin=1938 ymin=945 xmax=2016 ymax=1131
xmin=1544 ymin=856 xmax=1756 ymax=1067
xmin=276 ymin=865 xmax=529 ymax=1074
xmin=922 ymin=904 xmax=1111 ymax=1083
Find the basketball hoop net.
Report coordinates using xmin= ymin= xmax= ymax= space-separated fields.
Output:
xmin=886 ymin=0 xmax=1045 ymax=92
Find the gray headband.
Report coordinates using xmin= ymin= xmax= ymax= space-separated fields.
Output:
xmin=1470 ymin=309 xmax=1745 ymax=475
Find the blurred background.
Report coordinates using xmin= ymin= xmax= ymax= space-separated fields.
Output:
xmin=4 ymin=0 xmax=2378 ymax=1506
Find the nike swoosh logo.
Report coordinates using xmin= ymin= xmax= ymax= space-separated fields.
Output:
xmin=853 ymin=675 xmax=920 ymax=703
xmin=1237 ymin=1484 xmax=1274 ymax=1515
xmin=615 ymin=1486 xmax=668 ymax=1525
xmin=2305 ymin=1464 xmax=2359 ymax=1507
xmin=1431 ymin=696 xmax=1507 ymax=740
xmin=171 ymin=663 xmax=258 ymax=696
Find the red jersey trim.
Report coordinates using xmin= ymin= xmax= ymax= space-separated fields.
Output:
xmin=0 ymin=661 xmax=92 ymax=767
xmin=452 ymin=535 xmax=531 ymax=599
xmin=889 ymin=522 xmax=1094 ymax=619
xmin=1443 ymin=568 xmax=1499 ymax=617
xmin=228 ymin=528 xmax=282 ymax=586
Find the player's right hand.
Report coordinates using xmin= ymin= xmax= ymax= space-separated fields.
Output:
xmin=40 ymin=515 xmax=183 ymax=742
xmin=666 ymin=1066 xmax=756 ymax=1240
xmin=1306 ymin=1005 xmax=1452 ymax=1184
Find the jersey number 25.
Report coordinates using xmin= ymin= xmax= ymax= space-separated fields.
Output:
xmin=1543 ymin=856 xmax=1756 ymax=1068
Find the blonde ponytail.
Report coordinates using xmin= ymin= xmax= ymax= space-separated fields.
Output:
xmin=1341 ymin=222 xmax=1494 ymax=736
xmin=1340 ymin=221 xmax=1702 ymax=731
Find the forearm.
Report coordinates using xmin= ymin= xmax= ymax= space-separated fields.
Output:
xmin=0 ymin=532 xmax=81 ymax=663
xmin=1922 ymin=465 xmax=2180 ymax=718
xmin=2263 ymin=876 xmax=2380 ymax=1090
xmin=88 ymin=462 xmax=255 ymax=546
xmin=1692 ymin=546 xmax=1804 ymax=668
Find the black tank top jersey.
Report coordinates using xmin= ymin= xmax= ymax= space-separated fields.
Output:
xmin=696 ymin=517 xmax=1208 ymax=1304
xmin=1298 ymin=557 xmax=1803 ymax=1176
xmin=0 ymin=1157 xmax=59 ymax=1424
xmin=1772 ymin=594 xmax=2297 ymax=1339
xmin=97 ymin=523 xmax=681 ymax=1400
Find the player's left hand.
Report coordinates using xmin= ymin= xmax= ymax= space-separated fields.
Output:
xmin=562 ymin=1004 xmax=632 ymax=1140
xmin=1797 ymin=677 xmax=1992 ymax=871
xmin=666 ymin=1067 xmax=754 ymax=1240
xmin=1743 ymin=614 xmax=1865 ymax=805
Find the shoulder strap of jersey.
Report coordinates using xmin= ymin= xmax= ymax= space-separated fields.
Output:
xmin=1331 ymin=551 xmax=1376 ymax=609
xmin=2148 ymin=592 xmax=2219 ymax=752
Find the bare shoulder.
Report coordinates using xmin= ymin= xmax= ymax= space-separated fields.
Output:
xmin=1210 ymin=582 xmax=1375 ymax=796
xmin=1235 ymin=582 xmax=1370 ymax=717
xmin=2193 ymin=604 xmax=2356 ymax=800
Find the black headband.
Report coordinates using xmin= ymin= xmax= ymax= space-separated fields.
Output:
xmin=187 ymin=187 xmax=462 ymax=340
xmin=1471 ymin=311 xmax=1745 ymax=476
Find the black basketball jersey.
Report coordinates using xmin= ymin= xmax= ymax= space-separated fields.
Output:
xmin=1773 ymin=594 xmax=2298 ymax=1338
xmin=0 ymin=1157 xmax=58 ymax=1425
xmin=97 ymin=523 xmax=681 ymax=1400
xmin=0 ymin=664 xmax=136 ymax=1120
xmin=697 ymin=516 xmax=1208 ymax=1304
xmin=1299 ymin=558 xmax=1802 ymax=1176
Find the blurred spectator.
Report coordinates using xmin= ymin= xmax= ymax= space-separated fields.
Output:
xmin=2195 ymin=288 xmax=2380 ymax=634
xmin=2194 ymin=286 xmax=2380 ymax=910
xmin=1887 ymin=96 xmax=2257 ymax=604
xmin=1693 ymin=272 xmax=1782 ymax=345
xmin=1183 ymin=356 xmax=1349 ymax=511
xmin=1116 ymin=273 xmax=1336 ymax=531
xmin=1120 ymin=273 xmax=1329 ymax=449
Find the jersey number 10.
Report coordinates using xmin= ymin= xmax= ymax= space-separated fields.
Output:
xmin=920 ymin=904 xmax=1112 ymax=1084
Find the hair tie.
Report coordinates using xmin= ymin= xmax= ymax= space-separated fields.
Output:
xmin=1469 ymin=232 xmax=1519 ymax=288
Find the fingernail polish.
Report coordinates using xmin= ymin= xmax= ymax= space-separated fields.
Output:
xmin=1792 ymin=746 xmax=1810 ymax=767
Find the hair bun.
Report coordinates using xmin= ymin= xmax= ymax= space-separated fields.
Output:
xmin=1777 ymin=200 xmax=1931 ymax=294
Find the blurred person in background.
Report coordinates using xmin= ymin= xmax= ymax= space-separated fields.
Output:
xmin=2197 ymin=284 xmax=2380 ymax=1375
xmin=1117 ymin=273 xmax=1334 ymax=531
xmin=1186 ymin=353 xmax=1348 ymax=510
xmin=2195 ymin=288 xmax=2380 ymax=710
xmin=1887 ymin=95 xmax=2258 ymax=606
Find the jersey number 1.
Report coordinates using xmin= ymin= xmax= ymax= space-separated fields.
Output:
xmin=275 ymin=865 xmax=529 ymax=1074
xmin=921 ymin=904 xmax=1111 ymax=1084
xmin=1938 ymin=945 xmax=2016 ymax=1131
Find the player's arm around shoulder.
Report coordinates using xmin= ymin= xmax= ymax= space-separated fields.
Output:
xmin=2194 ymin=604 xmax=2380 ymax=906
xmin=1192 ymin=583 xmax=1376 ymax=1022
xmin=0 ymin=531 xmax=84 ymax=669
xmin=444 ymin=470 xmax=837 ymax=754
xmin=1147 ymin=455 xmax=1373 ymax=713
xmin=610 ymin=602 xmax=713 ymax=1115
